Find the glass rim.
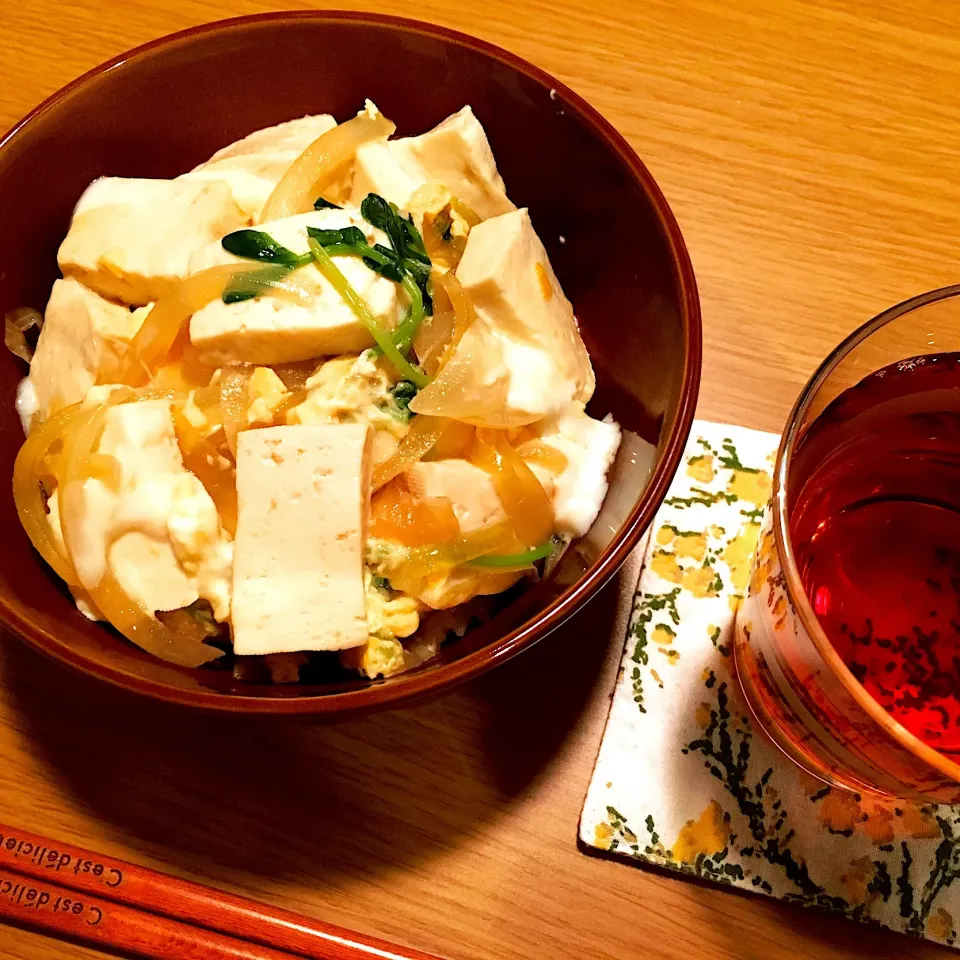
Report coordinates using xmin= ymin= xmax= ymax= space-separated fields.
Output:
xmin=772 ymin=282 xmax=960 ymax=784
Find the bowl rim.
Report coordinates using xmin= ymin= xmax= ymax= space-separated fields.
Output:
xmin=0 ymin=9 xmax=702 ymax=714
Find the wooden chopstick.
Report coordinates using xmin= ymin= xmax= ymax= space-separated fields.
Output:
xmin=0 ymin=864 xmax=296 ymax=959
xmin=0 ymin=822 xmax=443 ymax=960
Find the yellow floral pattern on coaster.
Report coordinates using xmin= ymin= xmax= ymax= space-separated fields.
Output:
xmin=580 ymin=421 xmax=960 ymax=950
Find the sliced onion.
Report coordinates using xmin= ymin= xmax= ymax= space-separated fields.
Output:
xmin=272 ymin=360 xmax=318 ymax=390
xmin=387 ymin=521 xmax=516 ymax=593
xmin=161 ymin=323 xmax=219 ymax=390
xmin=261 ymin=108 xmax=396 ymax=222
xmin=424 ymin=420 xmax=475 ymax=461
xmin=179 ymin=343 xmax=218 ymax=388
xmin=5 ymin=307 xmax=42 ymax=363
xmin=471 ymin=429 xmax=554 ymax=547
xmin=220 ymin=363 xmax=254 ymax=457
xmin=412 ymin=310 xmax=454 ymax=375
xmin=115 ymin=264 xmax=256 ymax=386
xmin=371 ymin=415 xmax=450 ymax=491
xmin=434 ymin=272 xmax=475 ymax=366
xmin=13 ymin=402 xmax=85 ymax=584
xmin=88 ymin=566 xmax=224 ymax=668
xmin=408 ymin=272 xmax=509 ymax=424
xmin=515 ymin=439 xmax=569 ymax=474
xmin=370 ymin=477 xmax=460 ymax=546
xmin=172 ymin=405 xmax=238 ymax=537
xmin=57 ymin=393 xmax=133 ymax=572
xmin=268 ymin=386 xmax=309 ymax=425
xmin=149 ymin=363 xmax=195 ymax=394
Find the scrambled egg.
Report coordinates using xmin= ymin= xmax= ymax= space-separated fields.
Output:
xmin=286 ymin=351 xmax=404 ymax=433
xmin=357 ymin=569 xmax=421 ymax=679
xmin=365 ymin=538 xmax=519 ymax=612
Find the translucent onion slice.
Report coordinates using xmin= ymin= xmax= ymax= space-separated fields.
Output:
xmin=261 ymin=108 xmax=396 ymax=222
xmin=387 ymin=521 xmax=516 ymax=593
xmin=406 ymin=324 xmax=535 ymax=428
xmin=90 ymin=566 xmax=224 ymax=668
xmin=471 ymin=429 xmax=554 ymax=547
xmin=57 ymin=393 xmax=223 ymax=668
xmin=5 ymin=307 xmax=43 ymax=363
xmin=150 ymin=362 xmax=195 ymax=394
xmin=434 ymin=272 xmax=475 ymax=367
xmin=372 ymin=415 xmax=450 ymax=491
xmin=180 ymin=343 xmax=218 ymax=388
xmin=370 ymin=477 xmax=460 ymax=546
xmin=12 ymin=402 xmax=85 ymax=585
xmin=172 ymin=405 xmax=238 ymax=537
xmin=412 ymin=310 xmax=454 ymax=375
xmin=409 ymin=272 xmax=524 ymax=425
xmin=57 ymin=392 xmax=133 ymax=572
xmin=269 ymin=387 xmax=309 ymax=425
xmin=220 ymin=363 xmax=254 ymax=457
xmin=272 ymin=360 xmax=318 ymax=391
xmin=515 ymin=439 xmax=569 ymax=474
xmin=424 ymin=420 xmax=475 ymax=461
xmin=115 ymin=264 xmax=256 ymax=387
xmin=174 ymin=386 xmax=222 ymax=452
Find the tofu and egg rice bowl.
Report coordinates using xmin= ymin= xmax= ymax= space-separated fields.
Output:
xmin=8 ymin=102 xmax=622 ymax=684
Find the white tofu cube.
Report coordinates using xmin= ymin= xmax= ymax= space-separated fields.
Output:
xmin=29 ymin=278 xmax=146 ymax=416
xmin=537 ymin=407 xmax=622 ymax=536
xmin=406 ymin=459 xmax=505 ymax=533
xmin=409 ymin=208 xmax=595 ymax=425
xmin=350 ymin=106 xmax=514 ymax=219
xmin=58 ymin=177 xmax=246 ymax=305
xmin=64 ymin=400 xmax=233 ymax=619
xmin=232 ymin=424 xmax=373 ymax=654
xmin=351 ymin=141 xmax=419 ymax=209
xmin=189 ymin=208 xmax=404 ymax=365
xmin=180 ymin=114 xmax=338 ymax=222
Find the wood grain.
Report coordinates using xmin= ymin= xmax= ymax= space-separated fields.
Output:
xmin=0 ymin=1 xmax=958 ymax=958
xmin=0 ymin=865 xmax=299 ymax=960
xmin=0 ymin=821 xmax=442 ymax=959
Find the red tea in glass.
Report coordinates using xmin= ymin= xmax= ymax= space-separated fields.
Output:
xmin=789 ymin=353 xmax=960 ymax=753
xmin=734 ymin=286 xmax=960 ymax=802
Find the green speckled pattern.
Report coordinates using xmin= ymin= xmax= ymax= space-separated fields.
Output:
xmin=580 ymin=421 xmax=960 ymax=949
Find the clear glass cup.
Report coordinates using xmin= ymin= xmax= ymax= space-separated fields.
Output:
xmin=734 ymin=284 xmax=960 ymax=803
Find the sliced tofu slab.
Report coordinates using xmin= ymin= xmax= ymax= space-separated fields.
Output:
xmin=29 ymin=278 xmax=147 ymax=417
xmin=63 ymin=399 xmax=233 ymax=619
xmin=232 ymin=424 xmax=373 ymax=655
xmin=350 ymin=106 xmax=514 ymax=219
xmin=180 ymin=114 xmax=338 ymax=222
xmin=58 ymin=178 xmax=246 ymax=305
xmin=189 ymin=208 xmax=404 ymax=365
xmin=409 ymin=208 xmax=595 ymax=426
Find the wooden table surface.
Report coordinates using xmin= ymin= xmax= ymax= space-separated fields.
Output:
xmin=2 ymin=1 xmax=959 ymax=958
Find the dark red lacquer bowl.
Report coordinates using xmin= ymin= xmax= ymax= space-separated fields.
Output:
xmin=0 ymin=12 xmax=700 ymax=714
